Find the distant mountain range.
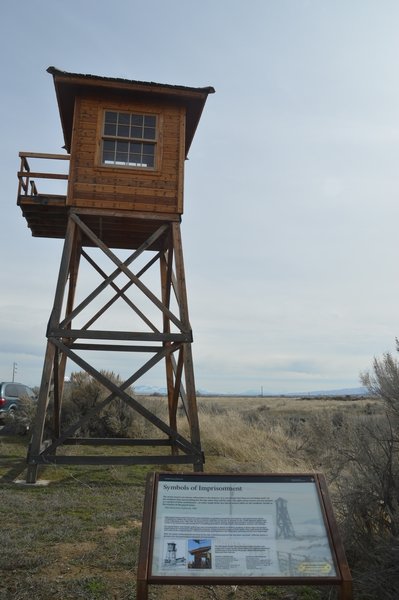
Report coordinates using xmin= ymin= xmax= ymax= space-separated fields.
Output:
xmin=134 ymin=385 xmax=167 ymax=395
xmin=285 ymin=386 xmax=368 ymax=397
xmin=134 ymin=385 xmax=368 ymax=397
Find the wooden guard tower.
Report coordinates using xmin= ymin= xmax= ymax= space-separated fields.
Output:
xmin=17 ymin=67 xmax=214 ymax=483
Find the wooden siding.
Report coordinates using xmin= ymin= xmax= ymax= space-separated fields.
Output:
xmin=67 ymin=95 xmax=186 ymax=215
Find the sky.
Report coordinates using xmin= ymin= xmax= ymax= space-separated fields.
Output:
xmin=2 ymin=0 xmax=399 ymax=394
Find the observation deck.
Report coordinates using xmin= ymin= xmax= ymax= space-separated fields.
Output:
xmin=17 ymin=151 xmax=178 ymax=251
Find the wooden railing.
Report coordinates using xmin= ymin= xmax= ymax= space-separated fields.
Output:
xmin=17 ymin=152 xmax=70 ymax=199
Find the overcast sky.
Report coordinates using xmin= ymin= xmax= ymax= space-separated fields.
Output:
xmin=2 ymin=1 xmax=399 ymax=394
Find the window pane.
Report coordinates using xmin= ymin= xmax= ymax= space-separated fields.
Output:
xmin=105 ymin=111 xmax=117 ymax=124
xmin=144 ymin=127 xmax=156 ymax=139
xmin=131 ymin=126 xmax=143 ymax=138
xmin=103 ymin=151 xmax=115 ymax=163
xmin=116 ymin=141 xmax=129 ymax=152
xmin=5 ymin=384 xmax=19 ymax=397
xmin=25 ymin=387 xmax=35 ymax=400
xmin=117 ymin=124 xmax=129 ymax=137
xmin=116 ymin=152 xmax=128 ymax=163
xmin=143 ymin=144 xmax=155 ymax=167
xmin=143 ymin=154 xmax=154 ymax=167
xmin=131 ymin=114 xmax=143 ymax=126
xmin=143 ymin=143 xmax=154 ymax=155
xmin=144 ymin=115 xmax=156 ymax=127
xmin=131 ymin=143 xmax=142 ymax=154
xmin=130 ymin=154 xmax=142 ymax=165
xmin=119 ymin=113 xmax=130 ymax=125
xmin=103 ymin=140 xmax=115 ymax=151
xmin=104 ymin=123 xmax=116 ymax=135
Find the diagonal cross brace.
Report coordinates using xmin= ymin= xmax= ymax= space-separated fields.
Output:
xmin=81 ymin=248 xmax=160 ymax=333
xmin=58 ymin=218 xmax=167 ymax=327
xmin=41 ymin=337 xmax=201 ymax=458
xmin=62 ymin=214 xmax=186 ymax=332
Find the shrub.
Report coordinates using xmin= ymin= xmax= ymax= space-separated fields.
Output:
xmin=60 ymin=371 xmax=138 ymax=438
xmin=332 ymin=414 xmax=399 ymax=599
xmin=2 ymin=393 xmax=37 ymax=435
xmin=331 ymin=348 xmax=399 ymax=598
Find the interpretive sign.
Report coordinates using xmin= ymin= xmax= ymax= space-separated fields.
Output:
xmin=137 ymin=473 xmax=352 ymax=599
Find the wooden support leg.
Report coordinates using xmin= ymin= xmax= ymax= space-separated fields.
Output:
xmin=183 ymin=343 xmax=203 ymax=472
xmin=26 ymin=217 xmax=77 ymax=483
xmin=172 ymin=223 xmax=203 ymax=471
xmin=54 ymin=229 xmax=82 ymax=436
xmin=26 ymin=341 xmax=56 ymax=483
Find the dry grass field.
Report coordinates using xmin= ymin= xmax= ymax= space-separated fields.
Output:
xmin=0 ymin=393 xmax=391 ymax=599
xmin=198 ymin=394 xmax=378 ymax=414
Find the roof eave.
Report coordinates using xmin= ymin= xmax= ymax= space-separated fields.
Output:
xmin=47 ymin=67 xmax=214 ymax=154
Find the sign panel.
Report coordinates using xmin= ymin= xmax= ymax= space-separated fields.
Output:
xmin=150 ymin=474 xmax=338 ymax=579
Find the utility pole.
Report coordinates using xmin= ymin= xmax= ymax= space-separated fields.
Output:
xmin=12 ymin=362 xmax=18 ymax=382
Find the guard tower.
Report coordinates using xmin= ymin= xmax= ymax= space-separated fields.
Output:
xmin=275 ymin=497 xmax=296 ymax=539
xmin=17 ymin=67 xmax=214 ymax=483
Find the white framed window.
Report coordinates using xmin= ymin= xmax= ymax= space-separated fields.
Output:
xmin=101 ymin=110 xmax=157 ymax=168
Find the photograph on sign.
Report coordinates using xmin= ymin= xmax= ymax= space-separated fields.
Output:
xmin=151 ymin=475 xmax=337 ymax=579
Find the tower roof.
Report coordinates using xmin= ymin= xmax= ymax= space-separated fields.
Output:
xmin=47 ymin=67 xmax=215 ymax=155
